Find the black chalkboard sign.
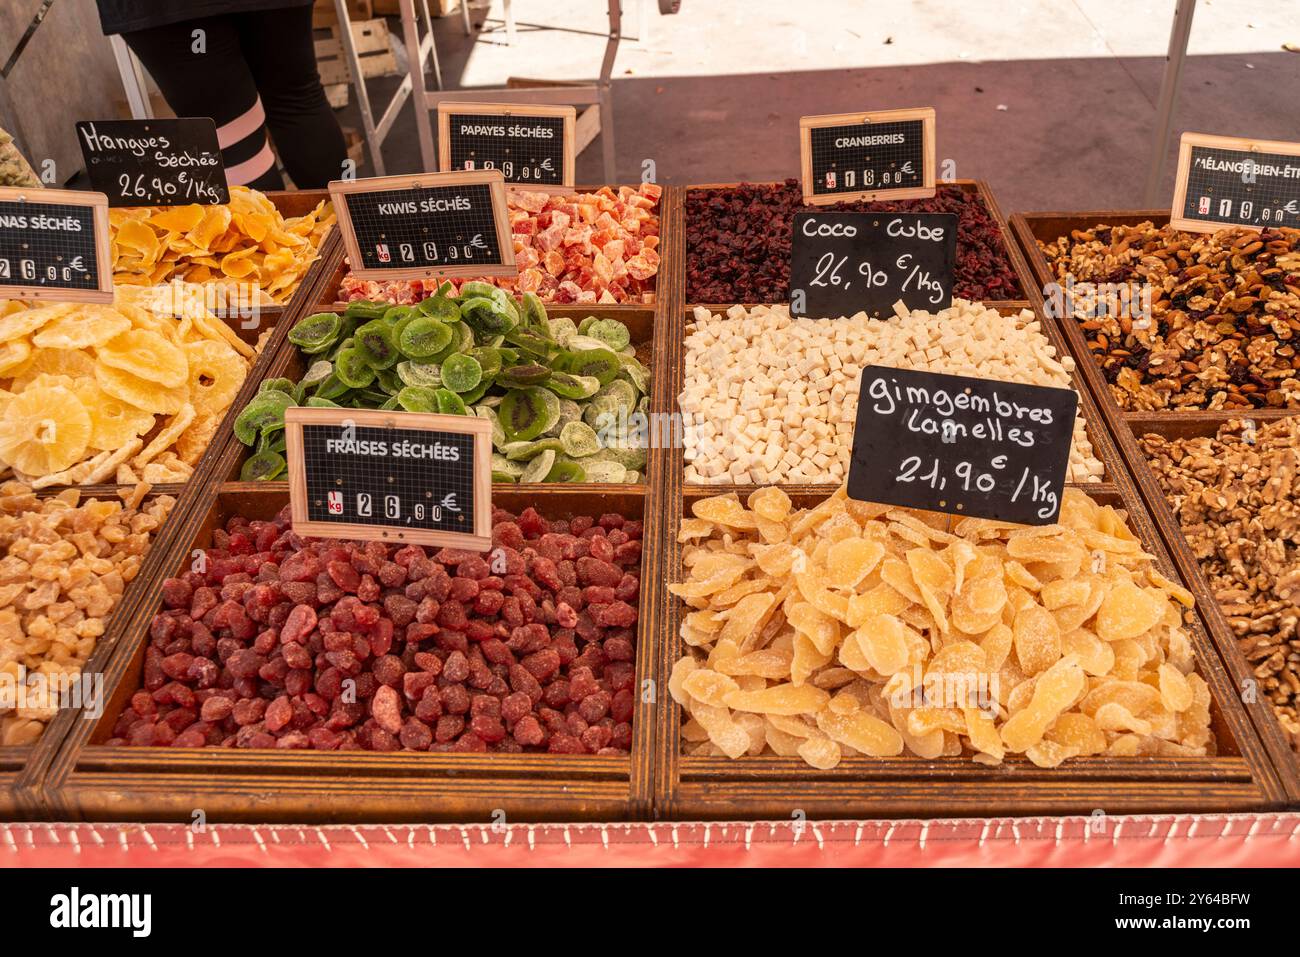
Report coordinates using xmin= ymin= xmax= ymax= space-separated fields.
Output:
xmin=285 ymin=407 xmax=492 ymax=549
xmin=0 ymin=186 xmax=113 ymax=303
xmin=438 ymin=103 xmax=575 ymax=187
xmin=1171 ymin=132 xmax=1300 ymax=232
xmin=790 ymin=211 xmax=956 ymax=319
xmin=847 ymin=367 xmax=1078 ymax=525
xmin=330 ymin=170 xmax=516 ymax=280
xmin=76 ymin=118 xmax=229 ymax=207
xmin=800 ymin=108 xmax=935 ymax=205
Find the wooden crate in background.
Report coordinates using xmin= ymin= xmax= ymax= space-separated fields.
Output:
xmin=315 ymin=19 xmax=400 ymax=108
xmin=313 ymin=0 xmax=374 ymax=29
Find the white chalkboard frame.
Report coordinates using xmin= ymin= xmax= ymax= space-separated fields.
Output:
xmin=328 ymin=170 xmax=517 ymax=281
xmin=436 ymin=102 xmax=577 ymax=189
xmin=285 ymin=406 xmax=493 ymax=550
xmin=0 ymin=186 xmax=114 ymax=303
xmin=799 ymin=107 xmax=936 ymax=206
xmin=1170 ymin=131 xmax=1300 ymax=234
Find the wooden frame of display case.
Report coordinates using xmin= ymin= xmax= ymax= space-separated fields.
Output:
xmin=33 ymin=187 xmax=680 ymax=823
xmin=1010 ymin=211 xmax=1300 ymax=805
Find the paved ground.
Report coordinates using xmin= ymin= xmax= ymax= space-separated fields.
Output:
xmin=341 ymin=0 xmax=1299 ymax=213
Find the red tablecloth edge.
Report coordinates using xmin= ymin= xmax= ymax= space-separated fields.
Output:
xmin=2 ymin=813 xmax=1298 ymax=867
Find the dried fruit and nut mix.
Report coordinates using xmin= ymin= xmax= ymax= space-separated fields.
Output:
xmin=235 ymin=290 xmax=649 ymax=484
xmin=685 ymin=180 xmax=1021 ymax=303
xmin=1140 ymin=417 xmax=1300 ymax=752
xmin=112 ymin=505 xmax=641 ymax=752
xmin=680 ymin=299 xmax=1104 ymax=485
xmin=1039 ymin=222 xmax=1300 ymax=411
xmin=341 ymin=185 xmax=661 ymax=305
xmin=0 ymin=292 xmax=255 ymax=486
xmin=669 ymin=486 xmax=1213 ymax=769
xmin=0 ymin=482 xmax=176 ymax=746
xmin=110 ymin=186 xmax=336 ymax=305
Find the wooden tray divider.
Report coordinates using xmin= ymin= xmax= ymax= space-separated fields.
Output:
xmin=1010 ymin=212 xmax=1300 ymax=803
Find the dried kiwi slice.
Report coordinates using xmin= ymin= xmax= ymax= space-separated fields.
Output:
xmin=504 ymin=324 xmax=555 ymax=358
xmin=582 ymin=461 xmax=628 ymax=483
xmin=441 ymin=353 xmax=482 ymax=393
xmin=334 ymin=347 xmax=376 ymax=389
xmin=260 ymin=377 xmax=297 ymax=396
xmin=398 ymin=316 xmax=454 ymax=359
xmin=496 ymin=363 xmax=552 ymax=388
xmin=499 ymin=387 xmax=549 ymax=442
xmin=586 ymin=318 xmax=631 ymax=351
xmin=355 ymin=320 xmax=401 ymax=369
xmin=547 ymin=316 xmax=578 ymax=344
xmin=460 ymin=295 xmax=519 ymax=336
xmin=313 ymin=372 xmax=350 ymax=401
xmin=503 ymin=438 xmax=566 ymax=462
xmin=560 ymin=421 xmax=601 ymax=457
xmin=305 ymin=396 xmax=341 ymax=408
xmin=468 ymin=346 xmax=502 ymax=381
xmin=518 ymin=449 xmax=556 ymax=484
xmin=418 ymin=286 xmax=461 ymax=323
xmin=536 ymin=387 xmax=561 ymax=434
xmin=520 ymin=292 xmax=547 ymax=329
xmin=543 ymin=370 xmax=600 ymax=399
xmin=241 ymin=450 xmax=287 ymax=481
xmin=475 ymin=405 xmax=506 ymax=448
xmin=288 ymin=312 xmax=343 ymax=354
xmin=545 ymin=457 xmax=586 ymax=483
xmin=301 ymin=360 xmax=333 ymax=388
xmin=396 ymin=360 xmax=442 ymax=388
xmin=562 ymin=347 xmax=621 ymax=385
xmin=617 ymin=354 xmax=650 ymax=393
xmin=491 ymin=453 xmax=524 ymax=477
xmin=344 ymin=300 xmax=389 ymax=322
xmin=233 ymin=389 xmax=293 ymax=446
xmin=395 ymin=386 xmax=439 ymax=413
xmin=459 ymin=378 xmax=493 ymax=405
xmin=434 ymin=388 xmax=467 ymax=415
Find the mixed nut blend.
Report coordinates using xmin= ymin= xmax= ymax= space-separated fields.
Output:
xmin=1039 ymin=222 xmax=1300 ymax=411
xmin=1141 ymin=417 xmax=1300 ymax=751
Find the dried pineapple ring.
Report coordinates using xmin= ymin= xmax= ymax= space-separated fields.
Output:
xmin=0 ymin=338 xmax=31 ymax=376
xmin=95 ymin=361 xmax=190 ymax=415
xmin=32 ymin=306 xmax=132 ymax=350
xmin=98 ymin=329 xmax=189 ymax=388
xmin=10 ymin=348 xmax=97 ymax=391
xmin=69 ymin=379 xmax=155 ymax=451
xmin=0 ymin=304 xmax=74 ymax=343
xmin=183 ymin=340 xmax=246 ymax=413
xmin=0 ymin=385 xmax=92 ymax=476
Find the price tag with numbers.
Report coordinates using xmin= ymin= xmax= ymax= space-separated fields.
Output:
xmin=285 ymin=407 xmax=493 ymax=549
xmin=800 ymin=107 xmax=936 ymax=205
xmin=1170 ymin=131 xmax=1300 ymax=233
xmin=76 ymin=117 xmax=230 ymax=207
xmin=0 ymin=186 xmax=113 ymax=303
xmin=847 ymin=367 xmax=1077 ymax=526
xmin=329 ymin=170 xmax=516 ymax=281
xmin=790 ymin=211 xmax=955 ymax=319
xmin=437 ymin=102 xmax=575 ymax=188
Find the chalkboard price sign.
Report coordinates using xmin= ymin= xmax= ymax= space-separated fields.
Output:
xmin=0 ymin=186 xmax=113 ymax=303
xmin=800 ymin=108 xmax=936 ymax=205
xmin=847 ymin=367 xmax=1077 ymax=526
xmin=790 ymin=211 xmax=956 ymax=319
xmin=76 ymin=118 xmax=229 ymax=207
xmin=1171 ymin=132 xmax=1300 ymax=233
xmin=437 ymin=103 xmax=575 ymax=187
xmin=285 ymin=407 xmax=493 ymax=549
xmin=329 ymin=171 xmax=516 ymax=281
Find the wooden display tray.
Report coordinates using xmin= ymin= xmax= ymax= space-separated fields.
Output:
xmin=683 ymin=179 xmax=1029 ymax=304
xmin=681 ymin=302 xmax=1116 ymax=487
xmin=31 ymin=188 xmax=685 ymax=823
xmin=650 ymin=195 xmax=1283 ymax=818
xmin=40 ymin=485 xmax=659 ymax=823
xmin=317 ymin=184 xmax=662 ymax=308
xmin=1010 ymin=211 xmax=1300 ymax=804
xmin=2 ymin=489 xmax=196 ymax=819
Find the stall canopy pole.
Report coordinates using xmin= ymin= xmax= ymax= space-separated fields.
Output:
xmin=1142 ymin=0 xmax=1198 ymax=206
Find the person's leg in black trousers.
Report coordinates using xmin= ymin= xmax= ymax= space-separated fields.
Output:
xmin=236 ymin=5 xmax=348 ymax=188
xmin=119 ymin=7 xmax=346 ymax=189
xmin=120 ymin=16 xmax=285 ymax=190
